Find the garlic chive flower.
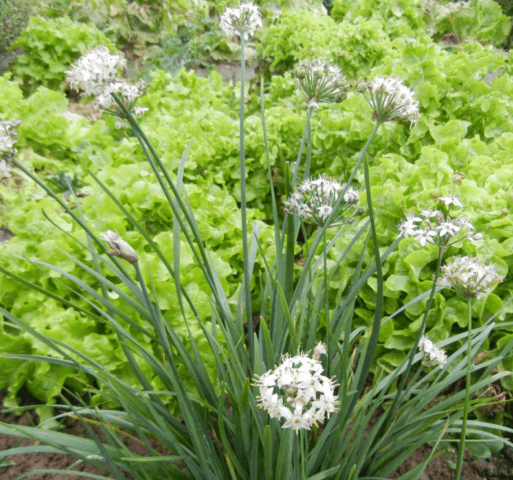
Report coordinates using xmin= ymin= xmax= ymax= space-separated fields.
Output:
xmin=219 ymin=2 xmax=262 ymax=40
xmin=295 ymin=60 xmax=349 ymax=109
xmin=0 ymin=120 xmax=21 ymax=160
xmin=436 ymin=256 xmax=504 ymax=301
xmin=65 ymin=46 xmax=147 ymax=120
xmin=0 ymin=120 xmax=21 ymax=179
xmin=284 ymin=174 xmax=359 ymax=227
xmin=397 ymin=195 xmax=482 ymax=247
xmin=418 ymin=336 xmax=447 ymax=369
xmin=101 ymin=230 xmax=138 ymax=264
xmin=66 ymin=46 xmax=126 ymax=93
xmin=0 ymin=160 xmax=13 ymax=179
xmin=437 ymin=193 xmax=463 ymax=208
xmin=253 ymin=351 xmax=339 ymax=434
xmin=359 ymin=77 xmax=419 ymax=127
xmin=313 ymin=341 xmax=327 ymax=361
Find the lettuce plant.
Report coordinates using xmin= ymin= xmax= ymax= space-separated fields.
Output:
xmin=331 ymin=0 xmax=426 ymax=39
xmin=256 ymin=9 xmax=394 ymax=79
xmin=10 ymin=16 xmax=115 ymax=95
xmin=427 ymin=0 xmax=511 ymax=47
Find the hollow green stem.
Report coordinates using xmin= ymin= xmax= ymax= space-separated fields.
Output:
xmin=339 ymin=122 xmax=380 ymax=186
xmin=295 ymin=431 xmax=299 ymax=479
xmin=285 ymin=215 xmax=296 ymax=305
xmin=285 ymin=107 xmax=312 ymax=305
xmin=292 ymin=107 xmax=312 ymax=188
xmin=401 ymin=248 xmax=444 ymax=392
xmin=324 ymin=228 xmax=330 ymax=341
xmin=133 ymin=262 xmax=174 ymax=369
xmin=352 ymin=152 xmax=383 ymax=396
xmin=239 ymin=35 xmax=254 ymax=364
xmin=301 ymin=429 xmax=307 ymax=480
xmin=454 ymin=297 xmax=473 ymax=480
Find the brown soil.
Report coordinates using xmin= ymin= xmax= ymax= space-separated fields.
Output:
xmin=389 ymin=444 xmax=513 ymax=480
xmin=0 ymin=388 xmax=173 ymax=479
xmin=2 ymin=388 xmax=513 ymax=480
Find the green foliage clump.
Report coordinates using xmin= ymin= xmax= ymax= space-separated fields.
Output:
xmin=0 ymin=0 xmax=32 ymax=54
xmin=143 ymin=17 xmax=234 ymax=77
xmin=331 ymin=0 xmax=426 ymax=39
xmin=494 ymin=0 xmax=513 ymax=49
xmin=37 ymin=0 xmax=212 ymax=56
xmin=256 ymin=9 xmax=395 ymax=79
xmin=428 ymin=0 xmax=511 ymax=47
xmin=10 ymin=16 xmax=115 ymax=95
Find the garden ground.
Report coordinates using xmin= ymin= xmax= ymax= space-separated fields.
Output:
xmin=1 ymin=387 xmax=512 ymax=479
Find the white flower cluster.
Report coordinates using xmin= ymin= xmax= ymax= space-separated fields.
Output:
xmin=219 ymin=2 xmax=262 ymax=40
xmin=0 ymin=120 xmax=20 ymax=156
xmin=101 ymin=230 xmax=138 ymax=264
xmin=0 ymin=120 xmax=21 ymax=179
xmin=0 ymin=159 xmax=12 ymax=179
xmin=436 ymin=256 xmax=505 ymax=301
xmin=359 ymin=77 xmax=419 ymax=127
xmin=65 ymin=46 xmax=148 ymax=119
xmin=397 ymin=195 xmax=482 ymax=247
xmin=284 ymin=174 xmax=359 ymax=226
xmin=295 ymin=60 xmax=349 ymax=109
xmin=418 ymin=336 xmax=447 ymax=368
xmin=95 ymin=80 xmax=147 ymax=115
xmin=253 ymin=345 xmax=338 ymax=433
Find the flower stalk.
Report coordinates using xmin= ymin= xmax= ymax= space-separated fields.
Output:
xmin=239 ymin=34 xmax=254 ymax=363
xmin=454 ymin=297 xmax=473 ymax=480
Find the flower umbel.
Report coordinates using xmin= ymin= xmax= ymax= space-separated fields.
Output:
xmin=397 ymin=195 xmax=482 ymax=248
xmin=436 ymin=256 xmax=504 ymax=300
xmin=65 ymin=46 xmax=147 ymax=120
xmin=0 ymin=159 xmax=13 ymax=179
xmin=253 ymin=352 xmax=339 ymax=434
xmin=219 ymin=2 xmax=262 ymax=40
xmin=295 ymin=60 xmax=349 ymax=109
xmin=101 ymin=230 xmax=138 ymax=264
xmin=0 ymin=120 xmax=21 ymax=178
xmin=359 ymin=77 xmax=419 ymax=127
xmin=0 ymin=120 xmax=21 ymax=161
xmin=418 ymin=336 xmax=447 ymax=369
xmin=284 ymin=174 xmax=359 ymax=226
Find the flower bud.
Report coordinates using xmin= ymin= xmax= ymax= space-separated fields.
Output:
xmin=100 ymin=230 xmax=138 ymax=264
